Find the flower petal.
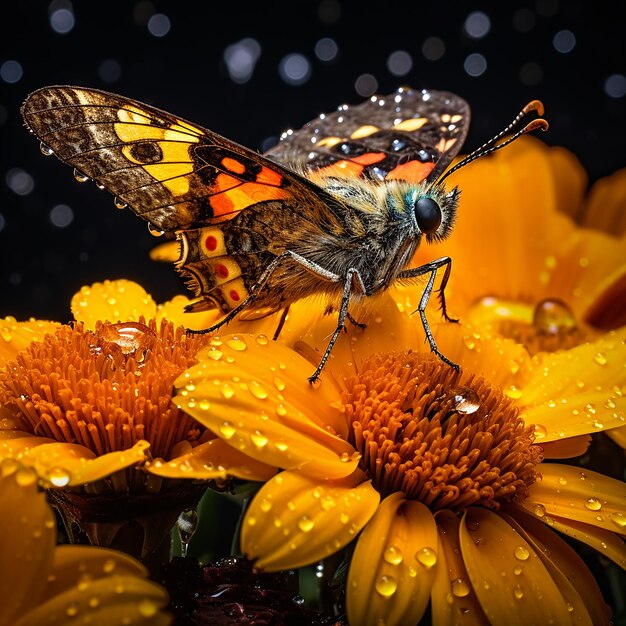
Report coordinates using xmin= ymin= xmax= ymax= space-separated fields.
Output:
xmin=149 ymin=240 xmax=179 ymax=262
xmin=13 ymin=575 xmax=171 ymax=626
xmin=528 ymin=514 xmax=626 ymax=570
xmin=174 ymin=335 xmax=359 ymax=479
xmin=0 ymin=433 xmax=150 ymax=486
xmin=540 ymin=435 xmax=591 ymax=459
xmin=241 ymin=469 xmax=379 ymax=571
xmin=583 ymin=167 xmax=626 ymax=236
xmin=0 ymin=463 xmax=55 ymax=626
xmin=605 ymin=424 xmax=626 ymax=449
xmin=346 ymin=493 xmax=438 ymax=626
xmin=459 ymin=507 xmax=572 ymax=625
xmin=519 ymin=328 xmax=626 ymax=441
xmin=71 ymin=280 xmax=157 ymax=330
xmin=546 ymin=145 xmax=587 ymax=221
xmin=155 ymin=295 xmax=220 ymax=332
xmin=431 ymin=510 xmax=489 ymax=626
xmin=0 ymin=317 xmax=60 ymax=368
xmin=521 ymin=463 xmax=626 ymax=534
xmin=504 ymin=506 xmax=612 ymax=625
xmin=147 ymin=438 xmax=276 ymax=482
xmin=40 ymin=545 xmax=148 ymax=602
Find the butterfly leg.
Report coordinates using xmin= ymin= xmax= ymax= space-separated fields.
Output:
xmin=308 ymin=267 xmax=367 ymax=384
xmin=396 ymin=256 xmax=460 ymax=371
xmin=347 ymin=312 xmax=367 ymax=329
xmin=272 ymin=305 xmax=290 ymax=341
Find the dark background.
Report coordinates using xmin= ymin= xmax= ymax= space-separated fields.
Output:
xmin=1 ymin=0 xmax=624 ymax=321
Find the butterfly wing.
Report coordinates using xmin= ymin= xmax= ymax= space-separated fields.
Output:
xmin=21 ymin=86 xmax=347 ymax=312
xmin=266 ymin=85 xmax=470 ymax=185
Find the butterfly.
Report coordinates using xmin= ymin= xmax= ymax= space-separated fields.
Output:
xmin=21 ymin=86 xmax=547 ymax=382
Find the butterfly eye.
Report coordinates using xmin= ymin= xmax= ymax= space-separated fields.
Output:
xmin=414 ymin=197 xmax=442 ymax=234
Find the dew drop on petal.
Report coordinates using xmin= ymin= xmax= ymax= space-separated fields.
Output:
xmin=273 ymin=376 xmax=286 ymax=391
xmin=513 ymin=584 xmax=524 ymax=599
xmin=250 ymin=430 xmax=269 ymax=448
xmin=138 ymin=599 xmax=159 ymax=617
xmin=375 ymin=574 xmax=397 ymax=597
xmin=298 ymin=516 xmax=315 ymax=532
xmin=533 ymin=298 xmax=576 ymax=335
xmin=47 ymin=467 xmax=71 ymax=487
xmin=514 ymin=545 xmax=530 ymax=561
xmin=384 ymin=546 xmax=404 ymax=565
xmin=226 ymin=337 xmax=247 ymax=351
xmin=451 ymin=578 xmax=471 ymax=597
xmin=609 ymin=512 xmax=626 ymax=529
xmin=219 ymin=421 xmax=236 ymax=439
xmin=533 ymin=424 xmax=548 ymax=439
xmin=451 ymin=387 xmax=480 ymax=414
xmin=416 ymin=547 xmax=437 ymax=568
xmin=221 ymin=384 xmax=235 ymax=399
xmin=594 ymin=352 xmax=608 ymax=366
xmin=255 ymin=334 xmax=269 ymax=346
xmin=249 ymin=380 xmax=268 ymax=399
xmin=533 ymin=503 xmax=546 ymax=517
xmin=585 ymin=498 xmax=602 ymax=511
xmin=15 ymin=468 xmax=37 ymax=487
xmin=102 ymin=559 xmax=116 ymax=574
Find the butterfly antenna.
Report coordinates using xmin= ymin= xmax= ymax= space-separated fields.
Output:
xmin=438 ymin=100 xmax=549 ymax=184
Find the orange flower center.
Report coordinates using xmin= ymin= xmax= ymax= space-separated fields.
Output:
xmin=342 ymin=352 xmax=542 ymax=511
xmin=0 ymin=319 xmax=210 ymax=460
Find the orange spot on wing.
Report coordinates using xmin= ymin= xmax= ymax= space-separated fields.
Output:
xmin=318 ymin=152 xmax=386 ymax=178
xmin=215 ymin=173 xmax=241 ymax=192
xmin=222 ymin=157 xmax=246 ymax=174
xmin=256 ymin=166 xmax=283 ymax=186
xmin=385 ymin=160 xmax=435 ymax=182
xmin=209 ymin=182 xmax=292 ymax=219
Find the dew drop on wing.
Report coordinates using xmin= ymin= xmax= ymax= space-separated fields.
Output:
xmin=40 ymin=142 xmax=54 ymax=156
xmin=74 ymin=168 xmax=89 ymax=183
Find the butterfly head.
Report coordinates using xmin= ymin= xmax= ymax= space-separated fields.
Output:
xmin=405 ymin=184 xmax=459 ymax=243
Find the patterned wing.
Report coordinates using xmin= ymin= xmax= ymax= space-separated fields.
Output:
xmin=266 ymin=86 xmax=470 ymax=185
xmin=21 ymin=85 xmax=336 ymax=232
xmin=21 ymin=86 xmax=346 ymax=313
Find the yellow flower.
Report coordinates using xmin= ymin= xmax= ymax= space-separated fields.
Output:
xmin=0 ymin=280 xmax=274 ymax=556
xmin=172 ymin=320 xmax=625 ymax=626
xmin=0 ymin=460 xmax=171 ymax=625
xmin=404 ymin=136 xmax=626 ymax=446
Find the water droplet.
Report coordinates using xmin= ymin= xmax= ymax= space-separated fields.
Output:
xmin=15 ymin=468 xmax=37 ymax=487
xmin=292 ymin=595 xmax=305 ymax=606
xmin=514 ymin=545 xmax=530 ymax=561
xmin=384 ymin=546 xmax=404 ymax=565
xmin=416 ymin=547 xmax=437 ymax=568
xmin=221 ymin=384 xmax=235 ymax=399
xmin=450 ymin=387 xmax=480 ymax=414
xmin=506 ymin=385 xmax=523 ymax=399
xmin=276 ymin=404 xmax=288 ymax=417
xmin=226 ymin=337 xmax=247 ymax=351
xmin=273 ymin=376 xmax=286 ymax=391
xmin=340 ymin=452 xmax=351 ymax=463
xmin=463 ymin=336 xmax=476 ymax=350
xmin=208 ymin=348 xmax=223 ymax=361
xmin=593 ymin=352 xmax=608 ymax=366
xmin=73 ymin=168 xmax=89 ymax=182
xmin=95 ymin=182 xmax=106 ymax=190
xmin=320 ymin=495 xmax=336 ymax=510
xmin=138 ymin=599 xmax=159 ymax=617
xmin=585 ymin=498 xmax=602 ymax=511
xmin=533 ymin=424 xmax=548 ymax=439
xmin=513 ymin=584 xmax=524 ymax=599
xmin=147 ymin=223 xmax=165 ymax=237
xmin=375 ymin=574 xmax=397 ymax=597
xmin=47 ymin=467 xmax=71 ymax=487
xmin=177 ymin=508 xmax=199 ymax=557
xmin=451 ymin=578 xmax=470 ymax=597
xmin=114 ymin=197 xmax=128 ymax=209
xmin=609 ymin=512 xmax=626 ymax=529
xmin=298 ymin=516 xmax=315 ymax=532
xmin=584 ymin=403 xmax=597 ymax=416
xmin=249 ymin=380 xmax=268 ymax=399
xmin=558 ymin=476 xmax=567 ymax=486
xmin=533 ymin=504 xmax=546 ymax=517
xmin=219 ymin=421 xmax=236 ymax=439
xmin=198 ymin=399 xmax=211 ymax=411
xmin=255 ymin=334 xmax=269 ymax=346
xmin=102 ymin=559 xmax=116 ymax=574
xmin=66 ymin=602 xmax=79 ymax=617
xmin=40 ymin=142 xmax=54 ymax=156
xmin=514 ymin=565 xmax=523 ymax=576
xmin=247 ymin=515 xmax=257 ymax=526
xmin=250 ymin=430 xmax=268 ymax=448
xmin=339 ymin=512 xmax=350 ymax=524
xmin=533 ymin=298 xmax=576 ymax=335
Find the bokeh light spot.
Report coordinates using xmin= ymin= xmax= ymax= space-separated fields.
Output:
xmin=464 ymin=11 xmax=491 ymax=39
xmin=387 ymin=50 xmax=413 ymax=76
xmin=553 ymin=29 xmax=576 ymax=54
xmin=464 ymin=53 xmax=487 ymax=77
xmin=279 ymin=53 xmax=311 ymax=86
xmin=0 ymin=60 xmax=23 ymax=84
xmin=314 ymin=37 xmax=339 ymax=62
xmin=355 ymin=74 xmax=378 ymax=97
xmin=605 ymin=74 xmax=626 ymax=98
xmin=147 ymin=13 xmax=171 ymax=37
xmin=6 ymin=168 xmax=34 ymax=196
xmin=49 ymin=204 xmax=74 ymax=228
xmin=224 ymin=38 xmax=262 ymax=84
xmin=422 ymin=37 xmax=445 ymax=61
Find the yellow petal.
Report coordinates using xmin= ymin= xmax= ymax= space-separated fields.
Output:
xmin=147 ymin=438 xmax=276 ymax=482
xmin=584 ymin=167 xmax=626 ymax=236
xmin=504 ymin=506 xmax=611 ymax=625
xmin=155 ymin=295 xmax=220 ymax=332
xmin=0 ymin=434 xmax=150 ymax=486
xmin=521 ymin=463 xmax=626 ymax=534
xmin=71 ymin=280 xmax=157 ymax=330
xmin=605 ymin=424 xmax=626 ymax=449
xmin=347 ymin=493 xmax=438 ymax=626
xmin=0 ymin=464 xmax=55 ymax=626
xmin=540 ymin=435 xmax=591 ymax=459
xmin=149 ymin=240 xmax=180 ymax=262
xmin=0 ymin=317 xmax=60 ymax=368
xmin=459 ymin=507 xmax=572 ymax=625
xmin=40 ymin=545 xmax=148 ymax=602
xmin=174 ymin=335 xmax=359 ymax=479
xmin=241 ymin=469 xmax=379 ymax=571
xmin=13 ymin=575 xmax=171 ymax=626
xmin=519 ymin=328 xmax=626 ymax=441
xmin=431 ymin=510 xmax=489 ymax=626
xmin=546 ymin=144 xmax=587 ymax=222
xmin=539 ymin=515 xmax=626 ymax=570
